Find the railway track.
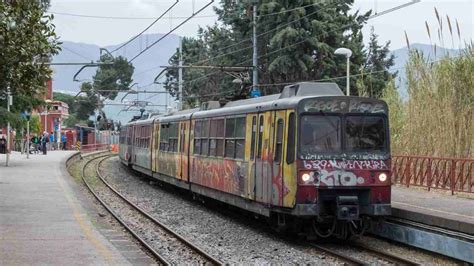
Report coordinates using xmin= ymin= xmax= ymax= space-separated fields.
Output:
xmin=311 ymin=242 xmax=420 ymax=265
xmin=81 ymin=153 xmax=223 ymax=265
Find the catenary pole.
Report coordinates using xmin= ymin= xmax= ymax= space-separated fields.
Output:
xmin=178 ymin=37 xmax=183 ymax=110
xmin=252 ymin=3 xmax=259 ymax=97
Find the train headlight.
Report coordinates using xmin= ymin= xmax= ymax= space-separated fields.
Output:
xmin=378 ymin=173 xmax=388 ymax=182
xmin=302 ymin=173 xmax=312 ymax=182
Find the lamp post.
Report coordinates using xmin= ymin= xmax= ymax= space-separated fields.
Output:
xmin=334 ymin=48 xmax=352 ymax=96
xmin=5 ymin=87 xmax=12 ymax=166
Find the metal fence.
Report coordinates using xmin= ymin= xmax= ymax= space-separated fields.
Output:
xmin=392 ymin=155 xmax=474 ymax=194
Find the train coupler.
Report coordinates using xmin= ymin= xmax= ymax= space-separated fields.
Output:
xmin=336 ymin=196 xmax=359 ymax=221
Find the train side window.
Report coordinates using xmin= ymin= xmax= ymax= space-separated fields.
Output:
xmin=224 ymin=117 xmax=246 ymax=159
xmin=169 ymin=123 xmax=179 ymax=152
xmin=201 ymin=120 xmax=209 ymax=156
xmin=286 ymin=113 xmax=296 ymax=164
xmin=160 ymin=124 xmax=169 ymax=151
xmin=250 ymin=117 xmax=256 ymax=160
xmin=224 ymin=118 xmax=236 ymax=158
xmin=193 ymin=120 xmax=201 ymax=155
xmin=209 ymin=119 xmax=219 ymax=156
xmin=215 ymin=118 xmax=225 ymax=157
xmin=274 ymin=119 xmax=284 ymax=163
xmin=235 ymin=117 xmax=246 ymax=159
xmin=257 ymin=116 xmax=264 ymax=159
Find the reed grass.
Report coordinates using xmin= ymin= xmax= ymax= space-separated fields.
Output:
xmin=384 ymin=46 xmax=473 ymax=158
xmin=383 ymin=9 xmax=473 ymax=159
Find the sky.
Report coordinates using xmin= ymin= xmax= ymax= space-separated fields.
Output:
xmin=49 ymin=0 xmax=472 ymax=49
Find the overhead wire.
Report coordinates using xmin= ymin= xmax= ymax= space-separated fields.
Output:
xmin=48 ymin=11 xmax=216 ymax=20
xmin=61 ymin=46 xmax=93 ymax=61
xmin=192 ymin=6 xmax=332 ymax=66
xmin=110 ymin=0 xmax=179 ymax=54
xmin=129 ymin=0 xmax=215 ymax=63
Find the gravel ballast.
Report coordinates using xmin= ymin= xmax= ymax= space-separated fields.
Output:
xmin=97 ymin=156 xmax=456 ymax=265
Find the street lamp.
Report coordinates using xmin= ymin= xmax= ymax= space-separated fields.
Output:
xmin=334 ymin=47 xmax=352 ymax=96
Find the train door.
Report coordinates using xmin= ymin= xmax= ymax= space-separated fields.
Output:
xmin=246 ymin=115 xmax=257 ymax=200
xmin=271 ymin=110 xmax=286 ymax=206
xmin=178 ymin=121 xmax=189 ymax=181
xmin=152 ymin=122 xmax=159 ymax=172
xmin=253 ymin=112 xmax=274 ymax=204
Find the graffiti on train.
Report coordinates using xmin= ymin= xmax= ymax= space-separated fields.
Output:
xmin=303 ymin=159 xmax=388 ymax=170
xmin=316 ymin=170 xmax=365 ymax=186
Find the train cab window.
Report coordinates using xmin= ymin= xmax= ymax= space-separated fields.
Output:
xmin=257 ymin=116 xmax=264 ymax=159
xmin=274 ymin=119 xmax=284 ymax=163
xmin=286 ymin=113 xmax=296 ymax=164
xmin=300 ymin=115 xmax=341 ymax=155
xmin=345 ymin=116 xmax=387 ymax=152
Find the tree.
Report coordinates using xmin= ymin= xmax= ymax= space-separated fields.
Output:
xmin=93 ymin=54 xmax=134 ymax=101
xmin=357 ymin=27 xmax=396 ymax=98
xmin=164 ymin=0 xmax=372 ymax=102
xmin=0 ymin=1 xmax=61 ymax=126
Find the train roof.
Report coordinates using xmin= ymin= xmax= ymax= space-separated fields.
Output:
xmin=123 ymin=82 xmax=386 ymax=126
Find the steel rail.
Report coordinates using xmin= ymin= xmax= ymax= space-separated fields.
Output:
xmin=96 ymin=155 xmax=223 ymax=266
xmin=310 ymin=243 xmax=365 ymax=265
xmin=348 ymin=242 xmax=420 ymax=265
xmin=311 ymin=241 xmax=420 ymax=265
xmin=81 ymin=154 xmax=170 ymax=265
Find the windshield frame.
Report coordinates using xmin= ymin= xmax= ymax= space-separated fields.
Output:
xmin=298 ymin=112 xmax=390 ymax=159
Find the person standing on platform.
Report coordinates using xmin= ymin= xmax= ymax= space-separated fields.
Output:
xmin=61 ymin=133 xmax=67 ymax=150
xmin=31 ymin=134 xmax=39 ymax=154
xmin=49 ymin=132 xmax=55 ymax=150
xmin=42 ymin=132 xmax=48 ymax=155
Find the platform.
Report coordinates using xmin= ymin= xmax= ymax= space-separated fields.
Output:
xmin=0 ymin=152 xmax=152 ymax=265
xmin=391 ymin=185 xmax=474 ymax=235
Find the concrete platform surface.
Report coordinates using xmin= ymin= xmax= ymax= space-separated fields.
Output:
xmin=391 ymin=185 xmax=474 ymax=235
xmin=0 ymin=152 xmax=135 ymax=265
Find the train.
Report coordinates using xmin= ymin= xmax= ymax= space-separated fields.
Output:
xmin=119 ymin=82 xmax=391 ymax=239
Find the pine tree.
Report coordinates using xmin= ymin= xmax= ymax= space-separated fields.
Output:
xmin=358 ymin=27 xmax=396 ymax=98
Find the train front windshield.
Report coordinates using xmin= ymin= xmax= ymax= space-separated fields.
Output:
xmin=299 ymin=114 xmax=388 ymax=158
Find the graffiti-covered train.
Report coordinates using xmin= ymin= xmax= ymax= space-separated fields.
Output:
xmin=119 ymin=82 xmax=391 ymax=238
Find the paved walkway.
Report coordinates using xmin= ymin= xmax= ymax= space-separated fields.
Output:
xmin=0 ymin=152 xmax=131 ymax=265
xmin=392 ymin=185 xmax=474 ymax=235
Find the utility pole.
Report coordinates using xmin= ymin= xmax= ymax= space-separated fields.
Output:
xmin=251 ymin=2 xmax=260 ymax=98
xmin=5 ymin=87 xmax=11 ymax=166
xmin=178 ymin=37 xmax=183 ymax=110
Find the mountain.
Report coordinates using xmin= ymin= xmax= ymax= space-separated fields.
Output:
xmin=52 ymin=39 xmax=461 ymax=122
xmin=389 ymin=43 xmax=461 ymax=99
xmin=52 ymin=33 xmax=180 ymax=123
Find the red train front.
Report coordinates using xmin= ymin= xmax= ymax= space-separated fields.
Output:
xmin=293 ymin=97 xmax=391 ymax=238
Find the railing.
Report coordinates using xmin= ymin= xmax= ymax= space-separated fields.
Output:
xmin=392 ymin=155 xmax=473 ymax=194
xmin=80 ymin=143 xmax=110 ymax=153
